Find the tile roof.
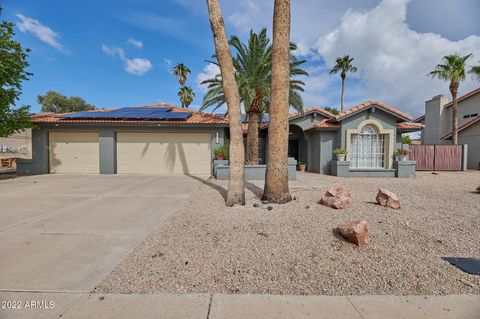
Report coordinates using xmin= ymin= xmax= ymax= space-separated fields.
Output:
xmin=397 ymin=122 xmax=424 ymax=130
xmin=309 ymin=119 xmax=341 ymax=129
xmin=289 ymin=107 xmax=335 ymax=120
xmin=412 ymin=115 xmax=425 ymax=123
xmin=31 ymin=104 xmax=228 ymax=125
xmin=334 ymin=100 xmax=412 ymax=121
xmin=444 ymin=87 xmax=480 ymax=109
xmin=441 ymin=114 xmax=480 ymax=140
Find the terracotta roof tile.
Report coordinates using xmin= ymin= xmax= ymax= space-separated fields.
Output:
xmin=397 ymin=122 xmax=424 ymax=130
xmin=441 ymin=114 xmax=480 ymax=140
xmin=289 ymin=107 xmax=335 ymax=120
xmin=310 ymin=119 xmax=341 ymax=129
xmin=31 ymin=104 xmax=228 ymax=125
xmin=334 ymin=100 xmax=412 ymax=121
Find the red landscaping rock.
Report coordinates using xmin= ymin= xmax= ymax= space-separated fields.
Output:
xmin=319 ymin=186 xmax=351 ymax=209
xmin=337 ymin=220 xmax=369 ymax=247
xmin=376 ymin=189 xmax=401 ymax=209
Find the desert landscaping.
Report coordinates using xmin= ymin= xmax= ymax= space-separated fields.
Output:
xmin=95 ymin=171 xmax=480 ymax=296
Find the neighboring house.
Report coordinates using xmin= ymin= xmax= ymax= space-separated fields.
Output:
xmin=414 ymin=87 xmax=480 ymax=170
xmin=18 ymin=101 xmax=421 ymax=177
xmin=0 ymin=129 xmax=32 ymax=168
xmin=18 ymin=105 xmax=228 ymax=175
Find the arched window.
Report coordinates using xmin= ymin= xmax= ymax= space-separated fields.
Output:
xmin=350 ymin=124 xmax=386 ymax=169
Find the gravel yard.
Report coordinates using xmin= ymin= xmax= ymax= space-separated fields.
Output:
xmin=95 ymin=171 xmax=480 ymax=295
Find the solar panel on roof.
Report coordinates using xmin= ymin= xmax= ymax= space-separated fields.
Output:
xmin=58 ymin=107 xmax=191 ymax=120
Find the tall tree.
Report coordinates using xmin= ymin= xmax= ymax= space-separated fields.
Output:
xmin=470 ymin=61 xmax=480 ymax=81
xmin=0 ymin=7 xmax=33 ymax=137
xmin=429 ymin=53 xmax=472 ymax=144
xmin=178 ymin=86 xmax=195 ymax=109
xmin=262 ymin=0 xmax=292 ymax=203
xmin=206 ymin=0 xmax=245 ymax=206
xmin=329 ymin=55 xmax=357 ymax=113
xmin=200 ymin=32 xmax=307 ymax=165
xmin=37 ymin=91 xmax=95 ymax=113
xmin=172 ymin=63 xmax=191 ymax=86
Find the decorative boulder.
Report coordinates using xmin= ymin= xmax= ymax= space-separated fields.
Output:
xmin=319 ymin=186 xmax=351 ymax=209
xmin=376 ymin=189 xmax=401 ymax=209
xmin=336 ymin=220 xmax=369 ymax=247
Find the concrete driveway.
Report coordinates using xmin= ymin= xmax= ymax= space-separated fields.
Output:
xmin=0 ymin=174 xmax=204 ymax=292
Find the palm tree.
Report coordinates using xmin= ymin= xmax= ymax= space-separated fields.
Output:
xmin=173 ymin=63 xmax=191 ymax=86
xmin=178 ymin=86 xmax=195 ymax=109
xmin=206 ymin=0 xmax=245 ymax=206
xmin=200 ymin=31 xmax=307 ymax=165
xmin=329 ymin=55 xmax=357 ymax=112
xmin=429 ymin=53 xmax=472 ymax=144
xmin=262 ymin=0 xmax=292 ymax=204
xmin=470 ymin=61 xmax=480 ymax=81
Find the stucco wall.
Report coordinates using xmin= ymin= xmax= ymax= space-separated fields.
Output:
xmin=458 ymin=123 xmax=480 ymax=170
xmin=307 ymin=132 xmax=320 ymax=173
xmin=17 ymin=124 xmax=224 ymax=175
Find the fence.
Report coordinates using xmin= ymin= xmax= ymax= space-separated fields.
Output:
xmin=409 ymin=144 xmax=465 ymax=171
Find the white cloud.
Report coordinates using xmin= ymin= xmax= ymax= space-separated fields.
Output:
xmin=316 ymin=0 xmax=480 ymax=116
xmin=163 ymin=58 xmax=173 ymax=70
xmin=16 ymin=14 xmax=65 ymax=51
xmin=102 ymin=44 xmax=153 ymax=76
xmin=127 ymin=37 xmax=143 ymax=49
xmin=196 ymin=63 xmax=220 ymax=93
xmin=227 ymin=1 xmax=260 ymax=34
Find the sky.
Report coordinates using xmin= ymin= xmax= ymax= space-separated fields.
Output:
xmin=3 ymin=0 xmax=480 ymax=118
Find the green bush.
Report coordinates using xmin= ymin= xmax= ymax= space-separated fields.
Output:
xmin=334 ymin=149 xmax=348 ymax=155
xmin=214 ymin=139 xmax=229 ymax=160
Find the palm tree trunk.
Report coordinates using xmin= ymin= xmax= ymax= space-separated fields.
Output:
xmin=449 ymin=81 xmax=459 ymax=145
xmin=340 ymin=74 xmax=346 ymax=113
xmin=206 ymin=0 xmax=245 ymax=206
xmin=262 ymin=0 xmax=292 ymax=204
xmin=246 ymin=112 xmax=259 ymax=164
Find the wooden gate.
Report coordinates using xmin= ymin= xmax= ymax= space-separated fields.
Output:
xmin=409 ymin=145 xmax=463 ymax=171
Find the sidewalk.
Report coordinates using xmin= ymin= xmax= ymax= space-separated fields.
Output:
xmin=1 ymin=292 xmax=478 ymax=319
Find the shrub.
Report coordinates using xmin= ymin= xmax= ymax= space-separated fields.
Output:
xmin=214 ymin=139 xmax=229 ymax=160
xmin=395 ymin=148 xmax=409 ymax=156
xmin=334 ymin=149 xmax=348 ymax=155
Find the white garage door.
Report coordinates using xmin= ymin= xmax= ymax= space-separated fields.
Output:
xmin=49 ymin=132 xmax=99 ymax=174
xmin=117 ymin=132 xmax=212 ymax=175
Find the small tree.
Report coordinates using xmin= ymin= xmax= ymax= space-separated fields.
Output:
xmin=37 ymin=91 xmax=95 ymax=113
xmin=401 ymin=135 xmax=412 ymax=150
xmin=429 ymin=53 xmax=472 ymax=144
xmin=0 ymin=7 xmax=33 ymax=137
xmin=323 ymin=107 xmax=339 ymax=115
xmin=330 ymin=55 xmax=357 ymax=112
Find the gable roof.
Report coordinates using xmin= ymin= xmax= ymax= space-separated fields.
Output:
xmin=31 ymin=104 xmax=229 ymax=126
xmin=288 ymin=107 xmax=335 ymax=120
xmin=444 ymin=87 xmax=480 ymax=109
xmin=441 ymin=114 xmax=480 ymax=140
xmin=413 ymin=114 xmax=425 ymax=123
xmin=333 ymin=100 xmax=412 ymax=122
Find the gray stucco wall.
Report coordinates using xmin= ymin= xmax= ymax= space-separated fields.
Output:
xmin=458 ymin=123 xmax=480 ymax=170
xmin=319 ymin=131 xmax=336 ymax=174
xmin=18 ymin=124 xmax=225 ymax=175
xmin=307 ymin=132 xmax=320 ymax=173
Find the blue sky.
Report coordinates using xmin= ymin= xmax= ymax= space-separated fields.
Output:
xmin=3 ymin=0 xmax=480 ymax=117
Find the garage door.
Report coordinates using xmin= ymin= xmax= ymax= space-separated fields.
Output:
xmin=49 ymin=132 xmax=99 ymax=174
xmin=117 ymin=132 xmax=211 ymax=175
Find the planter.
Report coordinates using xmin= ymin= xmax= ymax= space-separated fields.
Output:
xmin=298 ymin=164 xmax=306 ymax=172
xmin=398 ymin=155 xmax=407 ymax=161
xmin=215 ymin=154 xmax=225 ymax=160
xmin=336 ymin=154 xmax=346 ymax=161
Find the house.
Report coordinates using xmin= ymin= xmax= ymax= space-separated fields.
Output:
xmin=18 ymin=100 xmax=421 ymax=177
xmin=414 ymin=87 xmax=480 ymax=170
xmin=0 ymin=129 xmax=32 ymax=168
xmin=258 ymin=100 xmax=422 ymax=177
xmin=17 ymin=105 xmax=228 ymax=175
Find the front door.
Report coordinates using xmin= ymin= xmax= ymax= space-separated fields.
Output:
xmin=288 ymin=139 xmax=299 ymax=160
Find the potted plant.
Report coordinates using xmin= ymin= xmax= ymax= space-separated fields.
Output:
xmin=334 ymin=149 xmax=348 ymax=161
xmin=214 ymin=139 xmax=229 ymax=160
xmin=396 ymin=148 xmax=409 ymax=161
xmin=298 ymin=161 xmax=306 ymax=172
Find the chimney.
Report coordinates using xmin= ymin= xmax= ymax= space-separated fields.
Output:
xmin=423 ymin=95 xmax=449 ymax=144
